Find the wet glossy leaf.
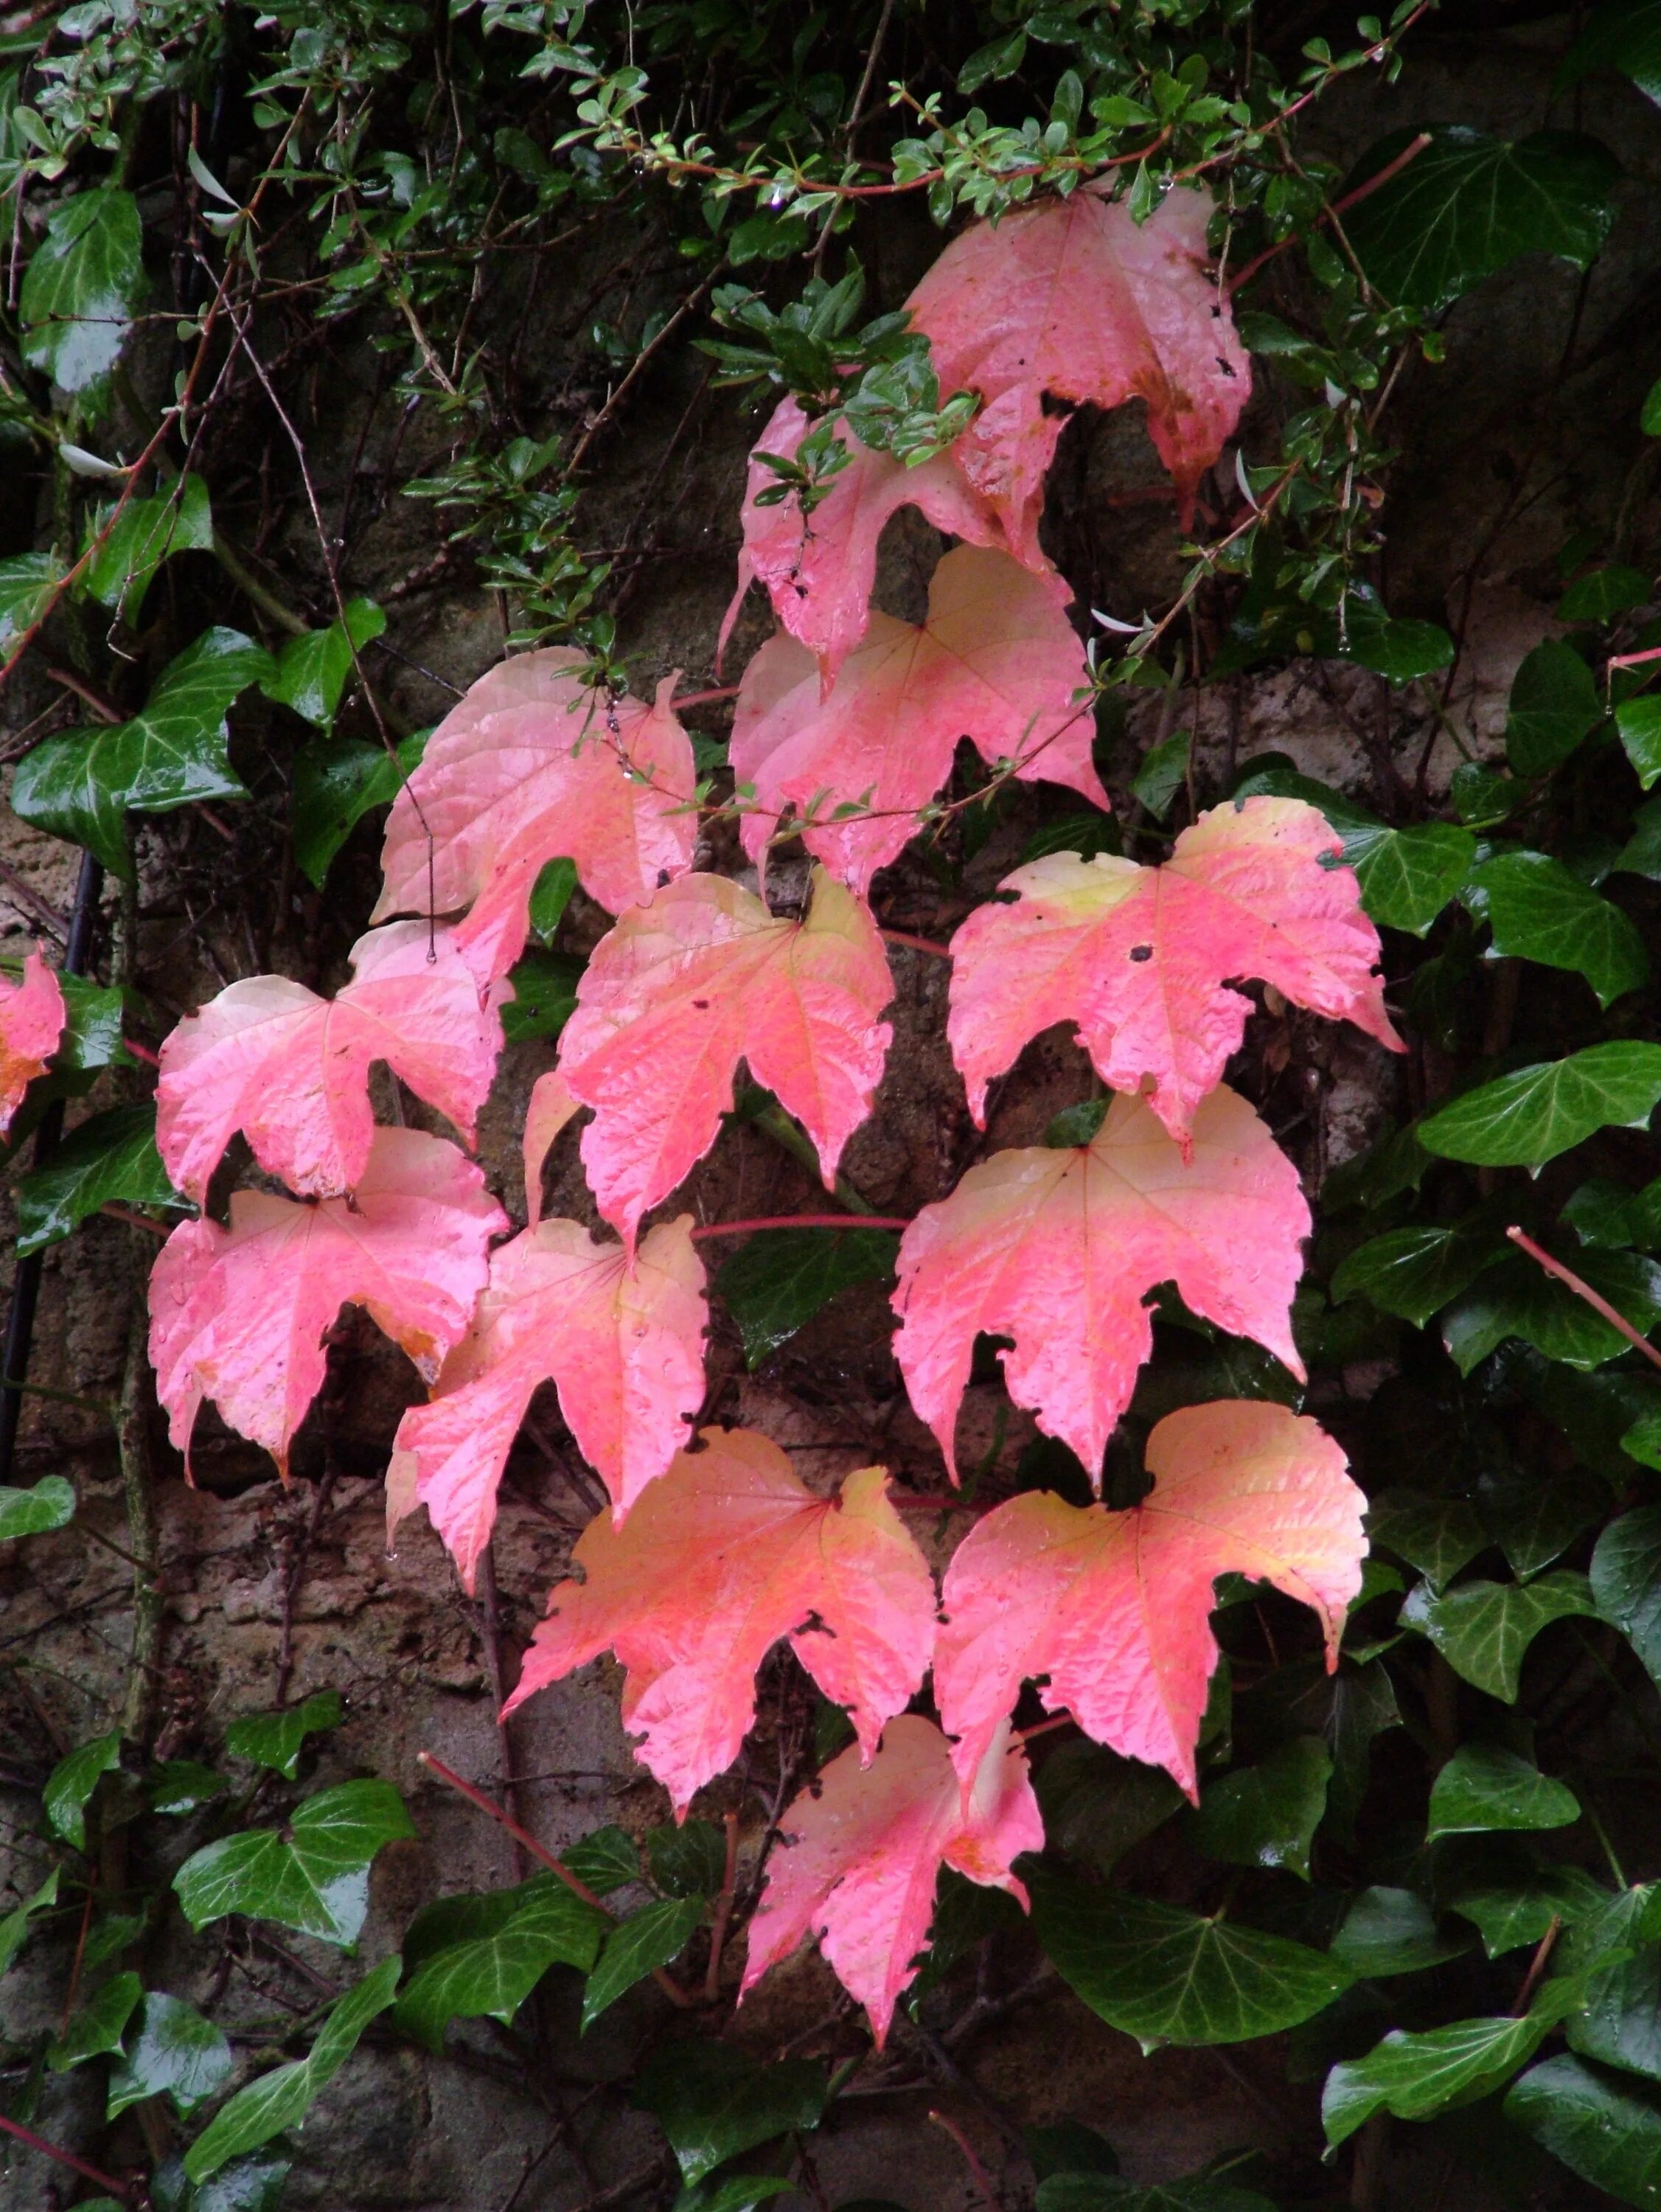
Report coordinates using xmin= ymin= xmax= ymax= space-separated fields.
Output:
xmin=0 ymin=1868 xmax=58 ymax=1975
xmin=291 ymin=729 xmax=428 ymax=888
xmin=15 ymin=1102 xmax=184 ymax=1255
xmin=716 ymin=1225 xmax=899 ymax=1367
xmin=1427 ymin=1745 xmax=1580 ymax=1839
xmin=1466 ymin=852 xmax=1648 ymax=1007
xmin=649 ymin=1821 xmax=727 ymax=1901
xmin=1035 ymin=1740 xmax=1184 ymax=1875
xmin=0 ymin=1473 xmax=75 ymax=1539
xmin=1592 ymin=1506 xmax=1661 ymax=1689
xmin=1331 ymin=1220 xmax=1499 ymax=1326
xmin=43 ymin=1731 xmax=120 ymax=1850
xmin=499 ymin=950 xmax=581 ymax=1044
xmin=147 ymin=1760 xmax=224 ymax=1815
xmin=1225 ymin=767 xmax=1473 ymax=934
xmin=1507 ymin=2052 xmax=1661 ymax=2208
xmin=633 ymin=2039 xmax=826 ymax=2185
xmin=48 ymin=1971 xmax=140 ymax=2070
xmin=262 ymin=599 xmax=386 ymax=727
xmin=224 ymin=1691 xmax=343 ymax=1781
xmin=563 ymin=1826 xmax=641 ymax=1896
xmin=1418 ymin=1043 xmax=1661 ymax=1167
xmin=1324 ymin=1986 xmax=1579 ymax=2146
xmin=0 ymin=550 xmax=61 ymax=652
xmin=1449 ymin=1866 xmax=1609 ymax=1958
xmin=108 ymin=1992 xmax=234 ymax=2118
xmin=1504 ymin=639 xmax=1604 ymax=775
xmin=1618 ymin=697 xmax=1661 ymax=790
xmin=1029 ymin=1871 xmax=1351 ymax=2048
xmin=1364 ymin=1490 xmax=1487 ymax=1590
xmin=1190 ymin=1737 xmax=1331 ymax=1880
xmin=173 ymin=1779 xmax=417 ymax=1946
xmin=82 ymin=475 xmax=214 ymax=619
xmin=394 ymin=1879 xmax=606 ymax=2049
xmin=583 ymin=1895 xmax=703 ymax=2028
xmin=1400 ymin=1571 xmax=1597 ymax=1700
xmin=1444 ymin=1248 xmax=1661 ymax=1373
xmin=1330 ymin=1887 xmax=1471 ymax=1978
xmin=1560 ymin=0 xmax=1661 ymax=108
xmin=19 ymin=187 xmax=144 ymax=394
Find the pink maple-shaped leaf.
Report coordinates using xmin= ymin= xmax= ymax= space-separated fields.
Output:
xmin=148 ymin=1127 xmax=506 ymax=1477
xmin=947 ymin=796 xmax=1404 ymax=1153
xmin=375 ymin=647 xmax=697 ymax=984
xmin=719 ymin=394 xmax=1014 ymax=689
xmin=908 ymin=185 xmax=1249 ymax=560
xmin=731 ymin=545 xmax=1104 ymax=898
xmin=0 ymin=947 xmax=64 ymax=1135
xmin=741 ymin=1714 xmax=1041 ymax=2045
xmin=389 ymin=1213 xmax=707 ymax=1589
xmin=893 ymin=1085 xmax=1308 ymax=1485
xmin=554 ymin=868 xmax=893 ymax=1248
xmin=936 ymin=1400 xmax=1366 ymax=1801
xmin=502 ymin=1427 xmax=936 ymax=1816
xmin=156 ymin=921 xmax=504 ymax=1205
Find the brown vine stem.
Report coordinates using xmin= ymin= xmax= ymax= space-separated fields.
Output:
xmin=929 ymin=2110 xmax=998 ymax=2206
xmin=691 ymin=1214 xmax=910 ymax=1241
xmin=0 ymin=2110 xmax=132 ymax=2199
xmin=1514 ymin=1913 xmax=1562 ymax=2014
xmin=705 ymin=1809 xmax=741 ymax=2000
xmin=417 ymin=1751 xmax=696 ymax=2008
xmin=1506 ymin=1226 xmax=1661 ymax=1372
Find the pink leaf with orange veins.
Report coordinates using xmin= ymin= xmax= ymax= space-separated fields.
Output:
xmin=0 ymin=947 xmax=64 ymax=1134
xmin=718 ymin=394 xmax=1014 ymax=688
xmin=374 ymin=647 xmax=697 ymax=984
xmin=389 ymin=1214 xmax=706 ymax=1589
xmin=148 ymin=1127 xmax=505 ymax=1478
xmin=502 ymin=1428 xmax=936 ymax=1815
xmin=936 ymin=1401 xmax=1366 ymax=1801
xmin=947 ymin=797 xmax=1404 ymax=1153
xmin=907 ymin=186 xmax=1250 ymax=557
xmin=731 ymin=545 xmax=1105 ymax=897
xmin=156 ymin=922 xmax=504 ymax=1205
xmin=892 ymin=1085 xmax=1307 ymax=1485
xmin=555 ymin=868 xmax=893 ymax=1248
xmin=741 ymin=1714 xmax=1040 ymax=2045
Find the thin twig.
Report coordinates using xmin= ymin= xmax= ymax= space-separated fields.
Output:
xmin=1514 ymin=1914 xmax=1562 ymax=2014
xmin=881 ymin=928 xmax=953 ymax=959
xmin=930 ymin=2110 xmax=998 ymax=2207
xmin=0 ymin=2110 xmax=132 ymax=2199
xmin=691 ymin=1213 xmax=910 ymax=1241
xmin=1508 ymin=1227 xmax=1661 ymax=1371
xmin=706 ymin=1809 xmax=740 ymax=2001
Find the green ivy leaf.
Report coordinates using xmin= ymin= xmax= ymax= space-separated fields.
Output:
xmin=1365 ymin=1490 xmax=1486 ymax=1590
xmin=1035 ymin=1740 xmax=1184 ymax=1876
xmin=184 ymin=1956 xmax=401 ymax=2182
xmin=716 ymin=1226 xmax=900 ymax=1368
xmin=173 ymin=1778 xmax=417 ymax=1947
xmin=1465 ymin=852 xmax=1648 ymax=1006
xmin=1618 ymin=697 xmax=1661 ymax=790
xmin=1036 ymin=2182 xmax=1276 ymax=2212
xmin=19 ymin=187 xmax=145 ymax=395
xmin=1427 ymin=1745 xmax=1580 ymax=1839
xmin=500 ymin=950 xmax=582 ymax=1045
xmin=262 ymin=599 xmax=386 ymax=727
xmin=1189 ymin=1736 xmax=1331 ymax=1881
xmin=290 ymin=728 xmax=428 ymax=888
xmin=1025 ymin=2119 xmax=1119 ymax=2180
xmin=1448 ymin=1866 xmax=1610 ymax=1959
xmin=1483 ymin=1470 xmax=1609 ymax=1580
xmin=671 ymin=2181 xmax=795 ymax=2212
xmin=1561 ymin=563 xmax=1651 ymax=624
xmin=1028 ymin=1871 xmax=1351 ymax=2048
xmin=1400 ymin=1571 xmax=1597 ymax=1700
xmin=1504 ymin=639 xmax=1604 ymax=776
xmin=1592 ymin=1506 xmax=1661 ymax=1690
xmin=528 ymin=856 xmax=579 ymax=944
xmin=15 ymin=1103 xmax=185 ymax=1255
xmin=0 ymin=1473 xmax=75 ymax=1539
xmin=394 ymin=1879 xmax=606 ymax=2051
xmin=1451 ymin=762 xmax=1520 ymax=828
xmin=1343 ymin=127 xmax=1622 ymax=314
xmin=1569 ymin=1947 xmax=1661 ymax=2083
xmin=582 ymin=1893 xmax=703 ymax=2028
xmin=633 ymin=2039 xmax=827 ymax=2186
xmin=1418 ymin=1043 xmax=1661 ymax=1167
xmin=108 ymin=1992 xmax=233 ymax=2118
xmin=43 ymin=1730 xmax=121 ymax=1850
xmin=148 ymin=1760 xmax=226 ymax=1815
xmin=1330 ymin=1886 xmax=1471 ymax=1978
xmin=0 ymin=1868 xmax=59 ymax=1976
xmin=1559 ymin=0 xmax=1661 ymax=108
xmin=55 ymin=975 xmax=133 ymax=1071
xmin=224 ymin=1691 xmax=343 ymax=1781
xmin=1441 ymin=1248 xmax=1661 ymax=1373
xmin=1227 ymin=765 xmax=1474 ymax=935
xmin=1323 ymin=1985 xmax=1580 ymax=2146
xmin=561 ymin=1825 xmax=642 ymax=1895
xmin=648 ymin=1820 xmax=728 ymax=1900
xmin=0 ymin=550 xmax=63 ymax=651
xmin=1330 ymin=1220 xmax=1499 ymax=1327
xmin=82 ymin=475 xmax=214 ymax=619
xmin=1130 ymin=731 xmax=1190 ymax=821
xmin=48 ymin=1970 xmax=141 ymax=2071
xmin=1507 ymin=2052 xmax=1661 ymax=2206
xmin=13 ymin=628 xmax=276 ymax=875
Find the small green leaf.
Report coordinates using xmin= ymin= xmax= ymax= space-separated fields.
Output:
xmin=56 ymin=975 xmax=133 ymax=1071
xmin=528 ymin=856 xmax=579 ymax=944
xmin=0 ymin=1868 xmax=59 ymax=1976
xmin=262 ymin=599 xmax=386 ymax=727
xmin=20 ymin=187 xmax=145 ymax=394
xmin=633 ymin=2039 xmax=827 ymax=2186
xmin=1190 ymin=1737 xmax=1331 ymax=1881
xmin=1483 ymin=1470 xmax=1609 ymax=1579
xmin=716 ymin=1227 xmax=899 ymax=1367
xmin=1569 ymin=1944 xmax=1661 ymax=2083
xmin=1592 ymin=1506 xmax=1661 ymax=1691
xmin=13 ymin=628 xmax=276 ymax=875
xmin=1505 ymin=639 xmax=1604 ymax=776
xmin=1028 ymin=1871 xmax=1351 ymax=2048
xmin=1020 ymin=810 xmax=1118 ymax=866
xmin=1343 ymin=127 xmax=1622 ymax=314
xmin=501 ymin=950 xmax=582 ymax=1045
xmin=148 ymin=1760 xmax=226 ymax=1815
xmin=173 ymin=1778 xmax=417 ymax=1947
xmin=1401 ymin=1571 xmax=1596 ymax=1700
xmin=225 ymin=1691 xmax=343 ymax=1781
xmin=108 ymin=1992 xmax=233 ymax=2118
xmin=0 ymin=1473 xmax=75 ymax=1539
xmin=1365 ymin=1490 xmax=1486 ymax=1590
xmin=0 ymin=551 xmax=63 ymax=652
xmin=1507 ymin=2052 xmax=1661 ymax=2206
xmin=1451 ymin=763 xmax=1520 ymax=827
xmin=583 ymin=1894 xmax=703 ymax=2027
xmin=290 ymin=728 xmax=428 ymax=888
xmin=1323 ymin=1990 xmax=1577 ymax=2146
xmin=1427 ymin=1745 xmax=1580 ymax=1839
xmin=1618 ymin=696 xmax=1661 ymax=790
xmin=1330 ymin=1886 xmax=1471 ymax=1978
xmin=43 ymin=1731 xmax=121 ymax=1850
xmin=1466 ymin=852 xmax=1648 ymax=1006
xmin=394 ymin=1879 xmax=606 ymax=2050
xmin=49 ymin=1971 xmax=141 ymax=2070
xmin=184 ymin=1956 xmax=401 ymax=2182
xmin=1347 ymin=822 xmax=1477 ymax=937
xmin=648 ymin=1820 xmax=727 ymax=1900
xmin=1449 ymin=1866 xmax=1610 ymax=1959
xmin=562 ymin=1825 xmax=642 ymax=1896
xmin=15 ymin=1103 xmax=185 ymax=1255
xmin=82 ymin=475 xmax=214 ymax=619
xmin=1418 ymin=1043 xmax=1661 ymax=1167
xmin=1130 ymin=732 xmax=1189 ymax=821
xmin=1331 ymin=1220 xmax=1498 ymax=1326
xmin=1441 ymin=1248 xmax=1661 ymax=1373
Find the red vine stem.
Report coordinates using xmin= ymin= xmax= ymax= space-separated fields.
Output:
xmin=123 ymin=1036 xmax=161 ymax=1068
xmin=929 ymin=2110 xmax=998 ymax=2205
xmin=1225 ymin=131 xmax=1433 ymax=296
xmin=1506 ymin=1227 xmax=1661 ymax=1372
xmin=691 ymin=1213 xmax=910 ymax=1240
xmin=881 ymin=928 xmax=953 ymax=959
xmin=672 ymin=684 xmax=742 ymax=709
xmin=417 ymin=1751 xmax=697 ymax=2007
xmin=0 ymin=2110 xmax=132 ymax=2198
xmin=101 ymin=1204 xmax=170 ymax=1239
